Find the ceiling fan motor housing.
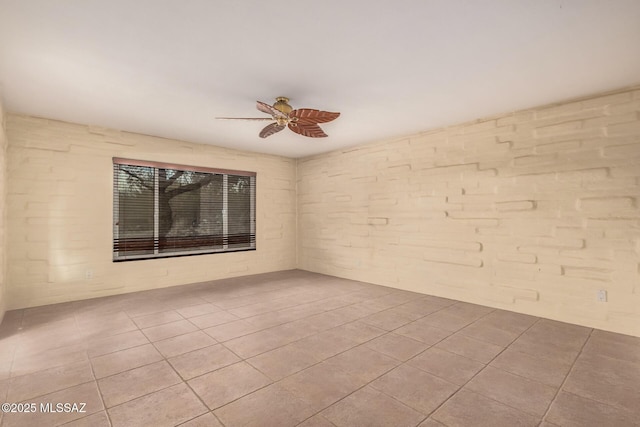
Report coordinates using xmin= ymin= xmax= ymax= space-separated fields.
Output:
xmin=273 ymin=97 xmax=293 ymax=114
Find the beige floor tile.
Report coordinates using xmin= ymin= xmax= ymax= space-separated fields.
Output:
xmin=508 ymin=319 xmax=590 ymax=364
xmin=169 ymin=344 xmax=240 ymax=380
xmin=131 ymin=310 xmax=183 ymax=329
xmin=0 ymin=336 xmax=17 ymax=365
xmin=124 ymin=303 xmax=174 ymax=319
xmin=7 ymin=360 xmax=94 ymax=401
xmin=214 ymin=383 xmax=316 ymax=427
xmin=188 ymin=361 xmax=271 ymax=409
xmin=362 ymin=292 xmax=417 ymax=310
xmin=141 ymin=319 xmax=199 ymax=342
xmin=471 ymin=309 xmax=538 ymax=334
xmin=293 ymin=310 xmax=352 ymax=332
xmin=223 ymin=327 xmax=301 ymax=359
xmin=10 ymin=344 xmax=89 ymax=377
xmin=490 ymin=347 xmax=572 ymax=387
xmin=432 ymin=389 xmax=539 ymax=427
xmin=0 ymin=363 xmax=10 ymax=383
xmin=272 ymin=319 xmax=322 ymax=341
xmin=247 ymin=343 xmax=321 ymax=381
xmin=243 ymin=309 xmax=305 ymax=329
xmin=108 ymin=383 xmax=207 ymax=427
xmin=445 ymin=302 xmax=494 ymax=319
xmin=1 ymin=381 xmax=104 ymax=427
xmin=321 ymin=385 xmax=425 ymax=427
xmin=0 ymin=270 xmax=636 ymax=426
xmin=322 ymin=345 xmax=399 ymax=383
xmin=418 ymin=311 xmax=478 ymax=332
xmin=79 ymin=312 xmax=139 ymax=339
xmin=360 ymin=309 xmax=416 ymax=331
xmin=436 ymin=333 xmax=504 ymax=363
xmin=227 ymin=301 xmax=288 ymax=319
xmin=91 ymin=343 xmax=163 ymax=379
xmin=297 ymin=414 xmax=337 ymax=427
xmin=465 ymin=366 xmax=557 ymax=417
xmin=176 ymin=303 xmax=221 ymax=319
xmin=535 ymin=319 xmax=592 ymax=341
xmin=590 ymin=329 xmax=640 ymax=347
xmin=98 ymin=360 xmax=182 ymax=407
xmin=179 ymin=412 xmax=224 ymax=427
xmin=87 ymin=330 xmax=149 ymax=358
xmin=329 ymin=321 xmax=387 ymax=344
xmin=213 ymin=293 xmax=271 ymax=310
xmin=509 ymin=336 xmax=583 ymax=365
xmin=364 ymin=332 xmax=429 ymax=361
xmin=153 ymin=330 xmax=216 ymax=358
xmin=0 ymin=378 xmax=9 ymax=407
xmin=458 ymin=321 xmax=522 ymax=347
xmin=563 ymin=352 xmax=640 ymax=415
xmin=370 ymin=364 xmax=458 ymax=415
xmin=177 ymin=412 xmax=224 ymax=426
xmin=396 ymin=298 xmax=453 ymax=318
xmin=418 ymin=418 xmax=447 ymax=427
xmin=291 ymin=329 xmax=360 ymax=360
xmin=279 ymin=362 xmax=366 ymax=411
xmin=407 ymin=347 xmax=485 ymax=386
xmin=189 ymin=311 xmax=239 ymax=329
xmin=166 ymin=296 xmax=210 ymax=311
xmin=582 ymin=331 xmax=640 ymax=364
xmin=311 ymin=294 xmax=369 ymax=311
xmin=330 ymin=302 xmax=381 ymax=320
xmin=203 ymin=319 xmax=266 ymax=342
xmin=545 ymin=391 xmax=639 ymax=427
xmin=62 ymin=410 xmax=111 ymax=427
xmin=394 ymin=321 xmax=452 ymax=345
xmin=16 ymin=319 xmax=83 ymax=354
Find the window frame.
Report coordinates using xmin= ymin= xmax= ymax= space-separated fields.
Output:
xmin=113 ymin=157 xmax=256 ymax=262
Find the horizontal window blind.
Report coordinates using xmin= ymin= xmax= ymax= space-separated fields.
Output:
xmin=113 ymin=158 xmax=256 ymax=261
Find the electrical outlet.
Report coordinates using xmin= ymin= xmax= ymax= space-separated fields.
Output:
xmin=85 ymin=269 xmax=93 ymax=280
xmin=596 ymin=289 xmax=607 ymax=302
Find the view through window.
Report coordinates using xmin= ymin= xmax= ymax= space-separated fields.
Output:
xmin=113 ymin=158 xmax=256 ymax=261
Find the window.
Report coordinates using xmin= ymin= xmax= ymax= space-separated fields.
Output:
xmin=113 ymin=158 xmax=256 ymax=261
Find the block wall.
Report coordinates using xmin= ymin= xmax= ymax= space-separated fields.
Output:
xmin=0 ymin=102 xmax=7 ymax=321
xmin=297 ymin=86 xmax=640 ymax=337
xmin=6 ymin=115 xmax=296 ymax=309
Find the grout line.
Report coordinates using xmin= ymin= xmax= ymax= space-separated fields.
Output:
xmin=538 ymin=327 xmax=594 ymax=425
xmin=9 ymin=272 xmax=633 ymax=427
xmin=420 ymin=315 xmax=544 ymax=425
xmin=215 ymin=291 xmax=461 ymax=362
xmin=205 ymin=295 xmax=442 ymax=423
xmin=86 ymin=360 xmax=113 ymax=427
xmin=6 ymin=285 xmax=432 ymax=425
xmin=176 ymin=362 xmax=221 ymax=424
xmin=5 ymin=327 xmax=20 ymax=383
xmin=282 ymin=302 xmax=481 ymax=425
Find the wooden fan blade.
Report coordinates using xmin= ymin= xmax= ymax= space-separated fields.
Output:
xmin=216 ymin=117 xmax=275 ymax=121
xmin=259 ymin=122 xmax=285 ymax=138
xmin=288 ymin=122 xmax=328 ymax=138
xmin=289 ymin=109 xmax=340 ymax=124
xmin=256 ymin=101 xmax=287 ymax=119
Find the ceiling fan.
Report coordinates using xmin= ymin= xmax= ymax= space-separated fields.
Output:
xmin=217 ymin=97 xmax=340 ymax=138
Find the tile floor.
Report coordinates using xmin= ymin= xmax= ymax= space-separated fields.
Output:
xmin=0 ymin=270 xmax=638 ymax=427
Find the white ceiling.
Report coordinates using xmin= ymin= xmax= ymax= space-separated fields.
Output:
xmin=1 ymin=1 xmax=639 ymax=158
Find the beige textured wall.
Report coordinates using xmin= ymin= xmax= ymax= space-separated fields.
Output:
xmin=298 ymin=86 xmax=640 ymax=337
xmin=0 ymin=101 xmax=7 ymax=321
xmin=6 ymin=115 xmax=296 ymax=309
